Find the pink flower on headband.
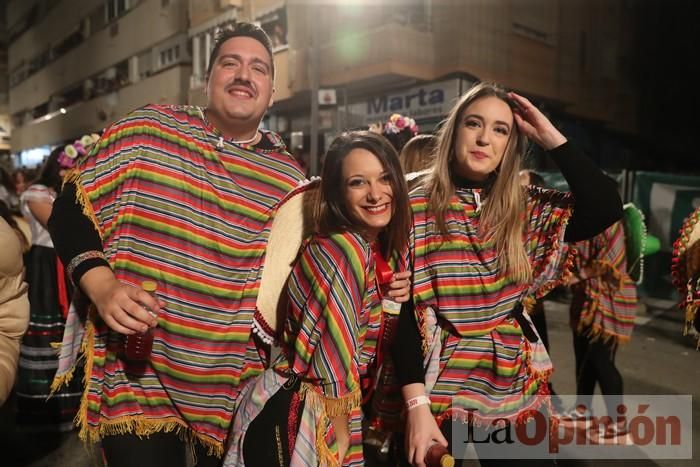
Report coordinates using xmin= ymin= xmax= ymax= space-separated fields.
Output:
xmin=58 ymin=133 xmax=101 ymax=169
xmin=383 ymin=113 xmax=418 ymax=136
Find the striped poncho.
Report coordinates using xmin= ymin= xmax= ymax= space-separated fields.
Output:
xmin=410 ymin=185 xmax=574 ymax=425
xmin=225 ymin=231 xmax=387 ymax=467
xmin=63 ymin=104 xmax=305 ymax=455
xmin=571 ymin=220 xmax=637 ymax=343
xmin=672 ymin=206 xmax=700 ymax=347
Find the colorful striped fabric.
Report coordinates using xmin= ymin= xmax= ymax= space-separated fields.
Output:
xmin=572 ymin=220 xmax=637 ymax=343
xmin=62 ymin=104 xmax=305 ymax=455
xmin=410 ymin=185 xmax=574 ymax=424
xmin=226 ymin=231 xmax=384 ymax=466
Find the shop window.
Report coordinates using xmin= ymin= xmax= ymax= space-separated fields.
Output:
xmin=106 ymin=0 xmax=131 ymax=23
xmin=53 ymin=26 xmax=86 ymax=57
xmin=158 ymin=44 xmax=183 ymax=69
xmin=257 ymin=7 xmax=288 ymax=51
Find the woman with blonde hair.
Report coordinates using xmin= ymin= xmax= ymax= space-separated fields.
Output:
xmin=392 ymin=82 xmax=622 ymax=466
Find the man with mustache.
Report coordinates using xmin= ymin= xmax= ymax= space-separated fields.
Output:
xmin=47 ymin=22 xmax=305 ymax=467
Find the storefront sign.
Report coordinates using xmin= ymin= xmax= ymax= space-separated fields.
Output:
xmin=346 ymin=78 xmax=467 ymax=125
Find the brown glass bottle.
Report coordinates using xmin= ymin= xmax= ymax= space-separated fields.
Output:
xmin=425 ymin=443 xmax=455 ymax=467
xmin=124 ymin=280 xmax=157 ymax=361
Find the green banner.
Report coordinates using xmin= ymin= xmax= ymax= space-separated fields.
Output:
xmin=632 ymin=172 xmax=700 ymax=299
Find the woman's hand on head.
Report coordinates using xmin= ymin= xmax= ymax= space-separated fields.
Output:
xmin=508 ymin=92 xmax=567 ymax=151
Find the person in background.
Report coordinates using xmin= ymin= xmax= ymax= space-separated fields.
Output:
xmin=672 ymin=206 xmax=700 ymax=348
xmin=400 ymin=134 xmax=437 ymax=180
xmin=0 ymin=201 xmax=30 ymax=406
xmin=16 ymin=144 xmax=83 ymax=433
xmin=393 ymin=82 xmax=622 ymax=466
xmin=562 ymin=218 xmax=638 ymax=440
xmin=1 ymin=167 xmax=20 ymax=212
xmin=14 ymin=169 xmax=30 ymax=195
xmin=376 ymin=113 xmax=419 ymax=156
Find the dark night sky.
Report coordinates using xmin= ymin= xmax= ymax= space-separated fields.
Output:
xmin=633 ymin=0 xmax=698 ymax=172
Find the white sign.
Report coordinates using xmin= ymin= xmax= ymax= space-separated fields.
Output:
xmin=319 ymin=89 xmax=337 ymax=106
xmin=345 ymin=79 xmax=467 ymax=126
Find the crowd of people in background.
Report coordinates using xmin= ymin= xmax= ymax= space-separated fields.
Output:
xmin=0 ymin=20 xmax=695 ymax=467
xmin=1 ymin=166 xmax=32 ymax=212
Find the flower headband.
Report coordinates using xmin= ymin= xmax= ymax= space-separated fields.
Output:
xmin=58 ymin=133 xmax=101 ymax=169
xmin=382 ymin=113 xmax=419 ymax=136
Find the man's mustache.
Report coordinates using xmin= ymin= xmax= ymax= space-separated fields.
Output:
xmin=224 ymin=80 xmax=256 ymax=95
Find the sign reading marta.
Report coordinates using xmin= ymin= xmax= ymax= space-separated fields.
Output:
xmin=367 ymin=87 xmax=445 ymax=114
xmin=343 ymin=79 xmax=466 ymax=126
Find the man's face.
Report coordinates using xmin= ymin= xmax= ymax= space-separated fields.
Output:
xmin=205 ymin=36 xmax=275 ymax=129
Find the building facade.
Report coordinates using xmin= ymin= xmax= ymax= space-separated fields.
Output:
xmin=8 ymin=0 xmax=638 ymax=171
xmin=191 ymin=0 xmax=638 ymax=173
xmin=7 ymin=0 xmax=191 ymax=164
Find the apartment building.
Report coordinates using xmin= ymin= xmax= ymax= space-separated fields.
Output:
xmin=8 ymin=0 xmax=637 ymax=170
xmin=187 ymin=0 xmax=637 ymax=173
xmin=7 ymin=0 xmax=191 ymax=164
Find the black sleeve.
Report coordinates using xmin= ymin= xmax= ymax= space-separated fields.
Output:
xmin=548 ymin=142 xmax=623 ymax=243
xmin=391 ymin=299 xmax=425 ymax=386
xmin=48 ymin=182 xmax=110 ymax=285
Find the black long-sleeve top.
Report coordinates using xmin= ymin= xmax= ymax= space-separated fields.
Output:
xmin=48 ymin=182 xmax=110 ymax=285
xmin=392 ymin=141 xmax=623 ymax=386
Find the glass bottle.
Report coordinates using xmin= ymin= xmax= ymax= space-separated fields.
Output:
xmin=425 ymin=443 xmax=455 ymax=467
xmin=125 ymin=280 xmax=158 ymax=361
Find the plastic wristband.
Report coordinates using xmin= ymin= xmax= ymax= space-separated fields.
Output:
xmin=405 ymin=395 xmax=430 ymax=411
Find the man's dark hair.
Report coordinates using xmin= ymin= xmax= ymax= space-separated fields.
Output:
xmin=206 ymin=22 xmax=275 ymax=79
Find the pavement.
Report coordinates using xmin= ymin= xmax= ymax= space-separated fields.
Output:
xmin=539 ymin=296 xmax=699 ymax=467
xmin=1 ymin=293 xmax=698 ymax=466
